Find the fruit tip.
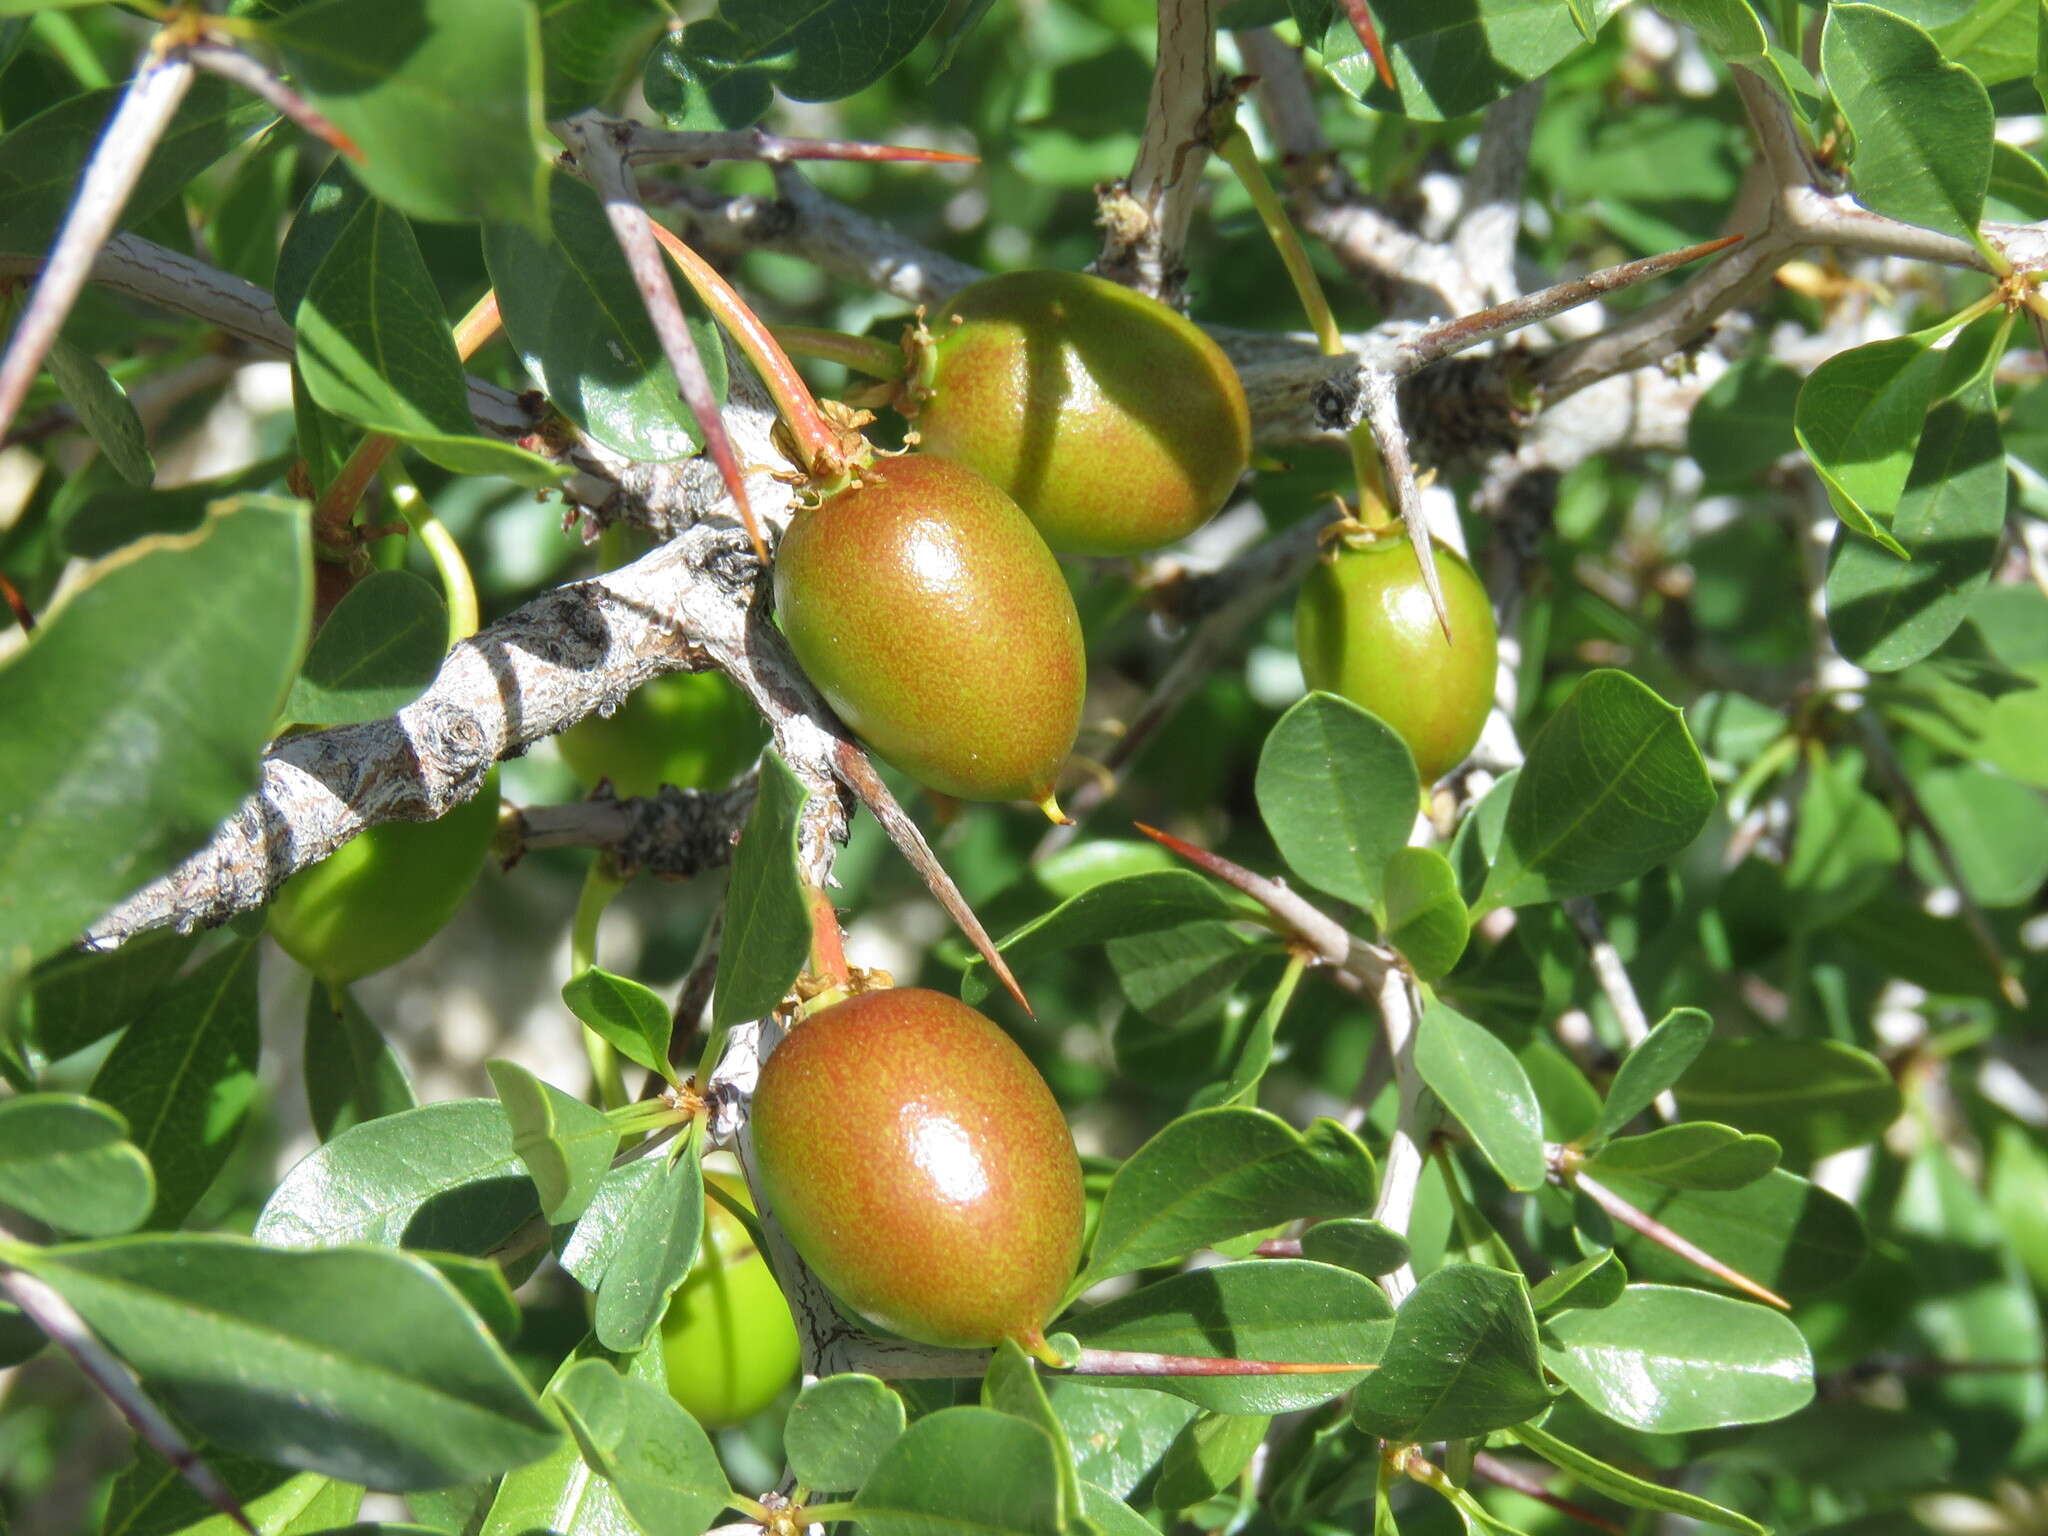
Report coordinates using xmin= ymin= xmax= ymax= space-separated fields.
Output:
xmin=1035 ymin=791 xmax=1074 ymax=826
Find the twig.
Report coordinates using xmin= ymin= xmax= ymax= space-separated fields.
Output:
xmin=0 ymin=45 xmax=195 ymax=442
xmin=1470 ymin=1451 xmax=1625 ymax=1536
xmin=0 ymin=1260 xmax=256 ymax=1534
xmin=500 ymin=777 xmax=757 ymax=879
xmin=185 ymin=43 xmax=362 ymax=162
xmin=1095 ymin=0 xmax=1219 ymax=302
xmin=615 ymin=123 xmax=975 ymax=167
xmin=1561 ymin=897 xmax=1669 ymax=1120
xmin=1570 ymin=1167 xmax=1790 ymax=1309
xmin=558 ymin=114 xmax=764 ymax=562
xmin=1369 ymin=968 xmax=1433 ymax=1304
xmin=1453 ymin=83 xmax=1545 ymax=307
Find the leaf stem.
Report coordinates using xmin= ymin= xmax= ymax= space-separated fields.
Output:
xmin=381 ymin=460 xmax=478 ymax=645
xmin=770 ymin=324 xmax=905 ymax=381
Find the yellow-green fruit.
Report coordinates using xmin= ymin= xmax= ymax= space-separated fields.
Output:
xmin=773 ymin=454 xmax=1085 ymax=807
xmin=751 ymin=987 xmax=1085 ymax=1351
xmin=267 ymin=771 xmax=500 ymax=984
xmin=556 ymin=671 xmax=766 ymax=797
xmin=1294 ymin=535 xmax=1498 ymax=783
xmin=912 ymin=270 xmax=1251 ymax=557
xmin=660 ymin=1169 xmax=800 ymax=1428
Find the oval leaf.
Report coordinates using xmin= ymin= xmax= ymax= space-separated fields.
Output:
xmin=785 ymin=1374 xmax=907 ymax=1493
xmin=0 ymin=1093 xmax=154 ymax=1237
xmin=1380 ymin=846 xmax=1469 ymax=981
xmin=285 ymin=570 xmax=447 ymax=727
xmin=562 ymin=965 xmax=678 ymax=1084
xmin=552 ymin=1358 xmax=730 ymax=1535
xmin=1414 ymin=1000 xmax=1546 ymax=1192
xmin=712 ymin=750 xmax=810 ymax=1028
xmin=485 ymin=1060 xmax=617 ymax=1226
xmin=1255 ymin=692 xmax=1418 ymax=910
xmin=1351 ymin=1264 xmax=1555 ymax=1441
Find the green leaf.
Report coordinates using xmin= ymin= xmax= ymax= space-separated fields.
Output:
xmin=17 ymin=1235 xmax=558 ymax=1489
xmin=983 ymin=1338 xmax=1082 ymax=1521
xmin=1478 ymin=671 xmax=1713 ymax=911
xmin=1509 ymin=1422 xmax=1767 ymax=1535
xmin=1584 ymin=1123 xmax=1780 ymax=1190
xmin=284 ymin=570 xmax=446 ymax=727
xmin=593 ymin=1137 xmax=702 ymax=1352
xmin=1780 ymin=751 xmax=1904 ymax=931
xmin=962 ymin=870 xmax=1241 ymax=1007
xmin=1826 ymin=382 xmax=2008 ymax=671
xmin=485 ymin=1060 xmax=617 ymax=1226
xmin=851 ymin=1406 xmax=1069 ymax=1535
xmin=784 ymin=1373 xmax=907 ymax=1492
xmin=540 ymin=0 xmax=671 ymax=116
xmin=1079 ymin=1108 xmax=1377 ymax=1289
xmin=89 ymin=938 xmax=261 ymax=1229
xmin=1321 ymin=0 xmax=1624 ymax=120
xmin=561 ymin=966 xmax=678 ymax=1084
xmin=1687 ymin=355 xmax=1800 ymax=481
xmin=0 ymin=1093 xmax=153 ymax=1237
xmin=552 ymin=1358 xmax=730 ymax=1535
xmin=255 ymin=1099 xmax=540 ymax=1254
xmin=1300 ymin=1217 xmax=1411 ymax=1277
xmin=1255 ymin=692 xmax=1419 ymax=909
xmin=0 ymin=77 xmax=269 ymax=255
xmin=1380 ymin=847 xmax=1469 ymax=981
xmin=1415 ymin=1000 xmax=1546 ymax=1191
xmin=1907 ymin=763 xmax=2048 ymax=907
xmin=304 ymin=983 xmax=417 ymax=1142
xmin=711 ymin=759 xmax=810 ymax=1028
xmin=100 ymin=1446 xmax=365 ymax=1536
xmin=270 ymin=0 xmax=551 ymax=227
xmin=643 ymin=29 xmax=776 ymax=130
xmin=1155 ymin=1411 xmax=1268 ymax=1512
xmin=296 ymin=198 xmax=559 ymax=487
xmin=1597 ymin=1007 xmax=1711 ymax=1138
xmin=1589 ymin=1168 xmax=1868 ymax=1298
xmin=1543 ymin=1283 xmax=1813 ymax=1432
xmin=24 ymin=926 xmax=194 ymax=1063
xmin=478 ymin=1335 xmax=668 ymax=1536
xmin=1823 ymin=3 xmax=1994 ymax=243
xmin=1046 ymin=1379 xmax=1196 ymax=1498
xmin=1932 ymin=0 xmax=2036 ymax=84
xmin=1352 ymin=1265 xmax=1555 ymax=1441
xmin=0 ymin=497 xmax=311 ymax=966
xmin=1795 ymin=334 xmax=1943 ymax=552
xmin=277 ymin=160 xmax=371 ymax=328
xmin=484 ymin=170 xmax=723 ymax=462
xmin=553 ymin=1156 xmax=660 ymax=1290
xmin=1529 ymin=1250 xmax=1626 ymax=1314
xmin=676 ymin=0 xmax=951 ymax=105
xmin=1106 ymin=920 xmax=1269 ymax=1029
xmin=45 ymin=333 xmax=154 ymax=486
xmin=1067 ymin=1260 xmax=1392 ymax=1415
xmin=1674 ymin=1039 xmax=1902 ymax=1164
xmin=1653 ymin=0 xmax=1767 ymax=64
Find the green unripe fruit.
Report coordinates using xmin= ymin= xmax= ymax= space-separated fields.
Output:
xmin=1294 ymin=534 xmax=1498 ymax=784
xmin=556 ymin=671 xmax=766 ymax=797
xmin=772 ymin=455 xmax=1085 ymax=809
xmin=912 ymin=270 xmax=1251 ymax=557
xmin=750 ymin=987 xmax=1085 ymax=1351
xmin=660 ymin=1166 xmax=800 ymax=1428
xmin=267 ymin=771 xmax=500 ymax=984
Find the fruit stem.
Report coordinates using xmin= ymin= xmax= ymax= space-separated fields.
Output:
xmin=1035 ymin=790 xmax=1073 ymax=826
xmin=1065 ymin=1347 xmax=1374 ymax=1377
xmin=643 ymin=220 xmax=853 ymax=483
xmin=571 ymin=858 xmax=631 ymax=1110
xmin=770 ymin=324 xmax=906 ymax=382
xmin=1211 ymin=123 xmax=1391 ymax=525
xmin=805 ymin=885 xmax=853 ymax=992
xmin=380 ymin=461 xmax=478 ymax=645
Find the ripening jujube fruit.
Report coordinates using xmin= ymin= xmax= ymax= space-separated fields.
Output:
xmin=909 ymin=270 xmax=1251 ymax=557
xmin=659 ymin=1164 xmax=800 ymax=1428
xmin=749 ymin=986 xmax=1085 ymax=1352
xmin=772 ymin=454 xmax=1084 ymax=812
xmin=1294 ymin=533 xmax=1498 ymax=784
xmin=556 ymin=671 xmax=766 ymax=797
xmin=267 ymin=771 xmax=500 ymax=983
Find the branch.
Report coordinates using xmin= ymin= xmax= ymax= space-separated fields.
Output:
xmin=1368 ymin=968 xmax=1433 ymax=1305
xmin=1452 ymin=82 xmax=1545 ymax=307
xmin=612 ymin=121 xmax=975 ymax=168
xmin=0 ymin=45 xmax=195 ymax=441
xmin=1094 ymin=0 xmax=1220 ymax=302
xmin=1563 ymin=896 xmax=1669 ymax=1120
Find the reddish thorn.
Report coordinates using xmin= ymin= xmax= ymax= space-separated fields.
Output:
xmin=1339 ymin=0 xmax=1397 ymax=91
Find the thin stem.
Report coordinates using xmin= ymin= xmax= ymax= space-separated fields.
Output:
xmin=644 ymin=218 xmax=848 ymax=480
xmin=1571 ymin=1168 xmax=1790 ymax=1309
xmin=186 ymin=43 xmax=363 ymax=162
xmin=0 ymin=44 xmax=195 ymax=442
xmin=382 ymin=461 xmax=478 ymax=645
xmin=451 ymin=288 xmax=504 ymax=362
xmin=770 ymin=323 xmax=905 ymax=381
xmin=615 ymin=124 xmax=977 ymax=168
xmin=1066 ymin=1347 xmax=1373 ymax=1377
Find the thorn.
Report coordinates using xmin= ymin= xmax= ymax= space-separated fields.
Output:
xmin=1067 ymin=1345 xmax=1375 ymax=1377
xmin=1403 ymin=511 xmax=1453 ymax=644
xmin=1338 ymin=0 xmax=1397 ymax=91
xmin=1572 ymin=1170 xmax=1791 ymax=1310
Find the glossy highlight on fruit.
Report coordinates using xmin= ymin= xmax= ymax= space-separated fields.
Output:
xmin=1294 ymin=534 xmax=1498 ymax=783
xmin=772 ymin=454 xmax=1084 ymax=807
xmin=750 ymin=987 xmax=1085 ymax=1350
xmin=556 ymin=671 xmax=766 ymax=797
xmin=660 ymin=1163 xmax=800 ymax=1427
xmin=911 ymin=270 xmax=1251 ymax=557
xmin=268 ymin=771 xmax=500 ymax=983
